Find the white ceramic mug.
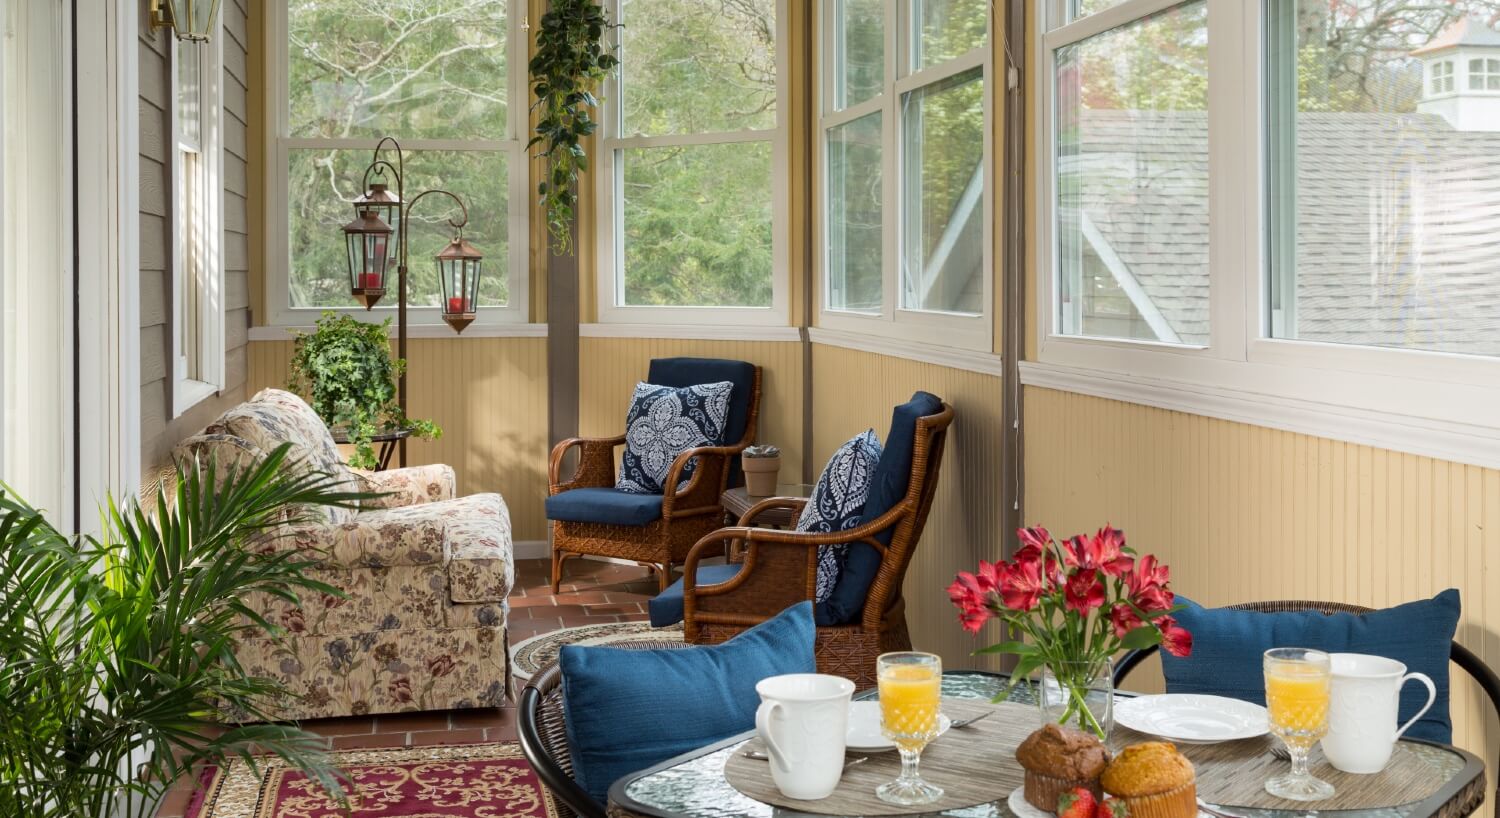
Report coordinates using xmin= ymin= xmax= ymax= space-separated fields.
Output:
xmin=754 ymin=673 xmax=856 ymax=800
xmin=1321 ymin=653 xmax=1437 ymax=774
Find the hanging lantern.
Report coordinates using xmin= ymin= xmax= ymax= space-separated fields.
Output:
xmin=149 ymin=0 xmax=222 ymax=41
xmin=343 ymin=207 xmax=393 ymax=309
xmin=354 ymin=181 xmax=402 ymax=250
xmin=437 ymin=234 xmax=483 ymax=333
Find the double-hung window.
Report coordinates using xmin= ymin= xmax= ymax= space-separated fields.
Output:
xmin=596 ymin=0 xmax=789 ymax=325
xmin=173 ymin=29 xmax=224 ymax=414
xmin=266 ymin=0 xmax=528 ymax=327
xmin=819 ymin=0 xmax=993 ymax=351
xmin=1035 ymin=0 xmax=1500 ymax=467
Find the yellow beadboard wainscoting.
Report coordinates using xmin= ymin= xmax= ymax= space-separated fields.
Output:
xmin=810 ymin=343 xmax=1007 ymax=671
xmin=1023 ymin=385 xmax=1500 ymax=789
xmin=578 ymin=337 xmax=807 ymax=481
xmin=247 ymin=338 xmax=551 ymax=542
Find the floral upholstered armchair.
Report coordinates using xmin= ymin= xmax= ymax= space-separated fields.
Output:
xmin=174 ymin=388 xmax=514 ymax=720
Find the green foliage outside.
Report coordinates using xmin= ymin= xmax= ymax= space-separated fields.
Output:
xmin=288 ymin=312 xmax=441 ymax=470
xmin=0 ymin=444 xmax=364 ymax=818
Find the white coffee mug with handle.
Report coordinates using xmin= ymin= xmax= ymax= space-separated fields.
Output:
xmin=754 ymin=673 xmax=856 ymax=800
xmin=1321 ymin=653 xmax=1437 ymax=774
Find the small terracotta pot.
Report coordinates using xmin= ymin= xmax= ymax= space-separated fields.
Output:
xmin=742 ymin=454 xmax=781 ymax=497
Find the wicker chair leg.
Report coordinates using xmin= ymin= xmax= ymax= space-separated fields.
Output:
xmin=657 ymin=562 xmax=672 ymax=593
xmin=551 ymin=548 xmax=569 ymax=594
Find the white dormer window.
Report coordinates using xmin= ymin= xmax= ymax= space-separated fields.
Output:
xmin=1470 ymin=57 xmax=1500 ymax=90
xmin=1432 ymin=60 xmax=1455 ymax=94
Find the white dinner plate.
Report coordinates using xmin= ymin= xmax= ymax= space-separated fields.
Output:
xmin=1114 ymin=694 xmax=1269 ymax=744
xmin=845 ymin=700 xmax=952 ymax=752
xmin=1009 ymin=788 xmax=1214 ymax=818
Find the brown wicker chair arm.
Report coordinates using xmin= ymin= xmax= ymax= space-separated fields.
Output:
xmin=548 ymin=434 xmax=626 ymax=493
xmin=659 ymin=445 xmax=739 ymax=518
xmin=737 ymin=496 xmax=808 ymax=526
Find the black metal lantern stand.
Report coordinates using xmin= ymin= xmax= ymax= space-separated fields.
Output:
xmin=342 ymin=136 xmax=484 ymax=466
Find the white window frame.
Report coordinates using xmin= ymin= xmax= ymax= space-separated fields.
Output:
xmin=263 ymin=0 xmax=530 ymax=329
xmin=815 ymin=0 xmax=995 ymax=353
xmin=170 ymin=22 xmax=225 ymax=416
xmin=1431 ymin=59 xmax=1455 ymax=95
xmin=1467 ymin=55 xmax=1500 ymax=91
xmin=594 ymin=0 xmax=790 ymax=327
xmin=1031 ymin=0 xmax=1500 ymax=470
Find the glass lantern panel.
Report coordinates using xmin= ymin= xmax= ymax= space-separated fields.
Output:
xmin=464 ymin=260 xmax=482 ymax=307
xmin=346 ymin=234 xmax=363 ymax=288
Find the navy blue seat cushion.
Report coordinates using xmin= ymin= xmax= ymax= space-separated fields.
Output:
xmin=648 ymin=563 xmax=744 ymax=627
xmin=817 ymin=392 xmax=943 ymax=626
xmin=616 ymin=381 xmax=734 ymax=494
xmin=647 ymin=358 xmax=757 ymax=485
xmin=1160 ymin=590 xmax=1461 ymax=743
xmin=545 ymin=487 xmax=664 ymax=527
xmin=795 ymin=430 xmax=883 ymax=606
xmin=560 ymin=601 xmax=817 ymax=805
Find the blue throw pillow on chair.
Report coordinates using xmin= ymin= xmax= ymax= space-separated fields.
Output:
xmin=796 ymin=430 xmax=883 ymax=606
xmin=616 ymin=381 xmax=734 ymax=495
xmin=1159 ymin=589 xmax=1461 ymax=743
xmin=559 ymin=601 xmax=817 ymax=805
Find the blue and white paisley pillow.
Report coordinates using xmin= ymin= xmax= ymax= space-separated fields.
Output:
xmin=798 ymin=429 xmax=884 ymax=603
xmin=616 ymin=381 xmax=735 ymax=495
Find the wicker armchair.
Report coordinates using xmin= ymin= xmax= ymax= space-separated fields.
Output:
xmin=518 ymin=641 xmax=691 ymax=818
xmin=680 ymin=402 xmax=953 ymax=689
xmin=1115 ymin=599 xmax=1500 ymax=818
xmin=546 ymin=358 xmax=762 ymax=593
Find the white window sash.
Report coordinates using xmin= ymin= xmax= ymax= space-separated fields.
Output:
xmin=815 ymin=0 xmax=994 ymax=352
xmin=1032 ymin=0 xmax=1500 ymax=465
xmin=262 ymin=0 xmax=529 ymax=329
xmin=594 ymin=0 xmax=791 ymax=327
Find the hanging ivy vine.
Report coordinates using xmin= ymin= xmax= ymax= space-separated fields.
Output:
xmin=529 ymin=0 xmax=618 ymax=255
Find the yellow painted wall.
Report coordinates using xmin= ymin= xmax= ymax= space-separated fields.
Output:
xmin=1023 ymin=386 xmax=1500 ymax=789
xmin=810 ymin=344 xmax=1006 ymax=670
xmin=247 ymin=338 xmax=551 ymax=541
xmin=578 ymin=338 xmax=807 ymax=481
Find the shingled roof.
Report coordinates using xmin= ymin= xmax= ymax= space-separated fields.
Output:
xmin=1066 ymin=108 xmax=1500 ymax=354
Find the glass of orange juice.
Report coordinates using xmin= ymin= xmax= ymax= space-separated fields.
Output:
xmin=1264 ymin=647 xmax=1336 ymax=801
xmin=876 ymin=652 xmax=944 ymax=806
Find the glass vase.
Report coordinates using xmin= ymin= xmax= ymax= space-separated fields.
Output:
xmin=1037 ymin=659 xmax=1114 ymax=740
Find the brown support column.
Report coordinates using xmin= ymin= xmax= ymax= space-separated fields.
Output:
xmin=548 ymin=217 xmax=580 ymax=449
xmin=1000 ymin=0 xmax=1026 ymax=555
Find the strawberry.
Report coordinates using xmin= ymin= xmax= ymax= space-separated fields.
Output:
xmin=1057 ymin=787 xmax=1097 ymax=818
xmin=1098 ymin=797 xmax=1131 ymax=818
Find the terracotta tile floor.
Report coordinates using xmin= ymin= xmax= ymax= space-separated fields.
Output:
xmin=154 ymin=557 xmax=657 ymax=817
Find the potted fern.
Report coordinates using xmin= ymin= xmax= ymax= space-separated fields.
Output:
xmin=288 ymin=312 xmax=440 ymax=469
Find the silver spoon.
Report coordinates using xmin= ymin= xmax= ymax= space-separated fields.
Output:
xmin=950 ymin=711 xmax=994 ymax=729
xmin=740 ymin=750 xmax=869 ymax=770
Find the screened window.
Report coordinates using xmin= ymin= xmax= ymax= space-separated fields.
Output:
xmin=1432 ymin=60 xmax=1454 ymax=94
xmin=268 ymin=0 xmax=526 ymax=325
xmin=598 ymin=0 xmax=785 ymax=321
xmin=173 ymin=32 xmax=224 ymax=410
xmin=1469 ymin=57 xmax=1500 ymax=90
xmin=819 ymin=0 xmax=990 ymax=348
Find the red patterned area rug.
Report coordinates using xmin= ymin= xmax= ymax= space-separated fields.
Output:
xmin=185 ymin=742 xmax=559 ymax=818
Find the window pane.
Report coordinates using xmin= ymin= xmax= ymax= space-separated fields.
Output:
xmin=1054 ymin=2 xmax=1209 ymax=344
xmin=901 ymin=67 xmax=984 ymax=316
xmin=832 ymin=0 xmax=883 ymax=110
xmin=287 ymin=0 xmax=507 ymax=140
xmin=287 ymin=149 xmax=509 ymax=308
xmin=620 ymin=143 xmax=773 ymax=307
xmin=1267 ymin=0 xmax=1500 ymax=356
xmin=619 ymin=0 xmax=776 ymax=136
xmin=1070 ymin=0 xmax=1130 ymax=21
xmin=827 ymin=112 xmax=883 ymax=313
xmin=911 ymin=0 xmax=987 ymax=70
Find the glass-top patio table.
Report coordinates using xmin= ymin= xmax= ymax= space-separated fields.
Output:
xmin=606 ymin=672 xmax=1486 ymax=818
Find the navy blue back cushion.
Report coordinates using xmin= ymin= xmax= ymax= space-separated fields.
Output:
xmin=1159 ymin=590 xmax=1461 ymax=743
xmin=816 ymin=391 xmax=943 ymax=626
xmin=560 ymin=601 xmax=816 ymax=804
xmin=647 ymin=358 xmax=757 ymax=486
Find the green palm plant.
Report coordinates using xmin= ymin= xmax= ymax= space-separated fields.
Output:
xmin=0 ymin=443 xmax=366 ymax=818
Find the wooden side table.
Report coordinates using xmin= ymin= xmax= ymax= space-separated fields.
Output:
xmin=719 ymin=484 xmax=813 ymax=563
xmin=330 ymin=427 xmax=412 ymax=471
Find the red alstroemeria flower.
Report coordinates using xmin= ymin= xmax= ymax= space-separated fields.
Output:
xmin=975 ymin=559 xmax=1003 ymax=593
xmin=1064 ymin=568 xmax=1106 ymax=614
xmin=1089 ymin=525 xmax=1136 ymax=577
xmin=1159 ymin=615 xmax=1194 ymax=657
xmin=998 ymin=558 xmax=1044 ymax=612
xmin=1134 ymin=583 xmax=1175 ymax=615
xmin=1109 ymin=602 xmax=1144 ymax=638
xmin=946 ymin=573 xmax=994 ymax=634
xmin=1132 ymin=554 xmax=1171 ymax=590
xmin=1017 ymin=526 xmax=1053 ymax=552
xmin=1063 ymin=535 xmax=1092 ymax=569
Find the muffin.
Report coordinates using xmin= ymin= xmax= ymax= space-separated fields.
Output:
xmin=1015 ymin=723 xmax=1111 ymax=812
xmin=1101 ymin=742 xmax=1198 ymax=818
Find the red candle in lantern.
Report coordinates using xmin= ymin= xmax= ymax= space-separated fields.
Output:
xmin=447 ymin=297 xmax=472 ymax=313
xmin=360 ymin=273 xmax=382 ymax=289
